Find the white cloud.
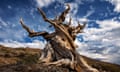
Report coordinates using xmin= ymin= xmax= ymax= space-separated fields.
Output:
xmin=84 ymin=10 xmax=94 ymax=18
xmin=76 ymin=19 xmax=120 ymax=64
xmin=8 ymin=5 xmax=12 ymax=9
xmin=96 ymin=19 xmax=120 ymax=30
xmin=0 ymin=40 xmax=46 ymax=49
xmin=78 ymin=18 xmax=89 ymax=22
xmin=36 ymin=0 xmax=55 ymax=7
xmin=83 ymin=6 xmax=94 ymax=18
xmin=0 ymin=28 xmax=26 ymax=41
xmin=106 ymin=0 xmax=120 ymax=12
xmin=0 ymin=18 xmax=8 ymax=27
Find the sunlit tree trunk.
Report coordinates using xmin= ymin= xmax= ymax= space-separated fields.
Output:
xmin=20 ymin=4 xmax=99 ymax=72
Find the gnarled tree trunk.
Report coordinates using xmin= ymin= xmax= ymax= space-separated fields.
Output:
xmin=20 ymin=4 xmax=99 ymax=72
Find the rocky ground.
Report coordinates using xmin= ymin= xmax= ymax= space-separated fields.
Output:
xmin=0 ymin=45 xmax=120 ymax=72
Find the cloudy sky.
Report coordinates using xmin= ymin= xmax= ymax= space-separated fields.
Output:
xmin=0 ymin=0 xmax=120 ymax=65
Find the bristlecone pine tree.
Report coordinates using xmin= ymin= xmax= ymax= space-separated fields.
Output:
xmin=20 ymin=4 xmax=99 ymax=72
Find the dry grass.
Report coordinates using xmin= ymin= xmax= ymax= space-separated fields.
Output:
xmin=0 ymin=45 xmax=120 ymax=72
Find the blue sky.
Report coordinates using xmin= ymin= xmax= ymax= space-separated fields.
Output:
xmin=0 ymin=0 xmax=120 ymax=65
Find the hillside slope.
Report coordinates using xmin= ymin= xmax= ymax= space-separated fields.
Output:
xmin=0 ymin=45 xmax=120 ymax=72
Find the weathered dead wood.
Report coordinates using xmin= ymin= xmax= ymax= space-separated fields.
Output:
xmin=37 ymin=4 xmax=77 ymax=50
xmin=20 ymin=4 xmax=99 ymax=72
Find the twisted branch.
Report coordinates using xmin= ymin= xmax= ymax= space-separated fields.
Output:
xmin=20 ymin=18 xmax=49 ymax=38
